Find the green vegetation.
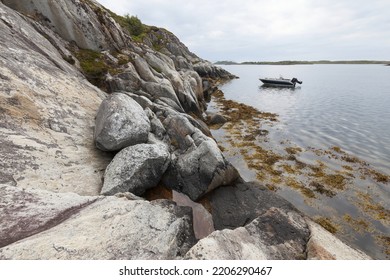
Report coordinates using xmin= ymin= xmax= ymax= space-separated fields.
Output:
xmin=74 ymin=48 xmax=108 ymax=87
xmin=101 ymin=6 xmax=149 ymax=41
xmin=215 ymin=60 xmax=390 ymax=65
xmin=123 ymin=14 xmax=145 ymax=37
xmin=93 ymin=5 xmax=171 ymax=51
xmin=71 ymin=48 xmax=133 ymax=89
xmin=214 ymin=61 xmax=239 ymax=65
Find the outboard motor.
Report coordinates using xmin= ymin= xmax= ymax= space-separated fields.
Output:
xmin=291 ymin=78 xmax=303 ymax=84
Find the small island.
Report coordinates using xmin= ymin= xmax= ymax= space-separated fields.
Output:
xmin=215 ymin=60 xmax=390 ymax=65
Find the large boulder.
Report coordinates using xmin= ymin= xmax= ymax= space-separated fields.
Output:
xmin=197 ymin=181 xmax=371 ymax=260
xmin=0 ymin=185 xmax=196 ymax=260
xmin=186 ymin=207 xmax=310 ymax=260
xmin=206 ymin=181 xmax=299 ymax=229
xmin=94 ymin=92 xmax=150 ymax=151
xmin=163 ymin=114 xmax=239 ymax=201
xmin=142 ymin=79 xmax=183 ymax=111
xmin=101 ymin=143 xmax=170 ymax=196
xmin=185 ymin=181 xmax=311 ymax=259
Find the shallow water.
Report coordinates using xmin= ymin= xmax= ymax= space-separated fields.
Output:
xmin=211 ymin=64 xmax=390 ymax=259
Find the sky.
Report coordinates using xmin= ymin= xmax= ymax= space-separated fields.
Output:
xmin=96 ymin=0 xmax=390 ymax=62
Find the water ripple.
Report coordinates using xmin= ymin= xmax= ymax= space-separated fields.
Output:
xmin=220 ymin=64 xmax=390 ymax=173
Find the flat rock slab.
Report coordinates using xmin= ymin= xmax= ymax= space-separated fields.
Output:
xmin=186 ymin=207 xmax=310 ymax=260
xmin=0 ymin=187 xmax=196 ymax=260
xmin=0 ymin=184 xmax=97 ymax=248
xmin=306 ymin=219 xmax=371 ymax=260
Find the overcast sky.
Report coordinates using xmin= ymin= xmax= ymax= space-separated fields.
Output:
xmin=97 ymin=0 xmax=390 ymax=62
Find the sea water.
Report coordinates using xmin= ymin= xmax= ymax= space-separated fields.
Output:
xmin=215 ymin=64 xmax=390 ymax=259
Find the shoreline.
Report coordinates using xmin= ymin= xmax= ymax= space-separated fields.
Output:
xmin=0 ymin=0 xmax=383 ymax=260
xmin=215 ymin=60 xmax=390 ymax=66
xmin=207 ymin=86 xmax=390 ymax=259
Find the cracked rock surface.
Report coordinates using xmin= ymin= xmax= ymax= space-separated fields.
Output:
xmin=0 ymin=185 xmax=196 ymax=260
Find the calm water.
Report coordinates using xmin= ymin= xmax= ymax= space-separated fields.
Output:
xmin=215 ymin=64 xmax=390 ymax=259
xmin=220 ymin=64 xmax=390 ymax=174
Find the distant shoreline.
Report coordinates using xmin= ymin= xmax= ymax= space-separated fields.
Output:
xmin=215 ymin=60 xmax=390 ymax=65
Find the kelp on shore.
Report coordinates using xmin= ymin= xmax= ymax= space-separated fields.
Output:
xmin=209 ymin=88 xmax=390 ymax=258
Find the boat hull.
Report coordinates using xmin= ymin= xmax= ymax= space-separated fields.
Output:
xmin=259 ymin=78 xmax=296 ymax=88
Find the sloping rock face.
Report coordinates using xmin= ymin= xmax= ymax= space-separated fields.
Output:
xmin=1 ymin=0 xmax=235 ymax=197
xmin=142 ymin=27 xmax=237 ymax=80
xmin=0 ymin=185 xmax=196 ymax=260
xmin=0 ymin=184 xmax=97 ymax=248
xmin=0 ymin=3 xmax=111 ymax=195
xmin=0 ymin=0 xmax=240 ymax=260
xmin=2 ymin=0 xmax=127 ymax=51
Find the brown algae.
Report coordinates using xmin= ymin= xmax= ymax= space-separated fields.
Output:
xmin=343 ymin=214 xmax=371 ymax=233
xmin=355 ymin=192 xmax=390 ymax=224
xmin=209 ymin=88 xmax=390 ymax=258
xmin=376 ymin=236 xmax=390 ymax=256
xmin=314 ymin=217 xmax=339 ymax=234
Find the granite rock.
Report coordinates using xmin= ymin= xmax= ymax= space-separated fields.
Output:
xmin=0 ymin=184 xmax=97 ymax=248
xmin=94 ymin=93 xmax=150 ymax=151
xmin=186 ymin=207 xmax=310 ymax=260
xmin=0 ymin=3 xmax=111 ymax=195
xmin=305 ymin=219 xmax=371 ymax=260
xmin=0 ymin=185 xmax=196 ymax=260
xmin=163 ymin=114 xmax=239 ymax=201
xmin=2 ymin=0 xmax=127 ymax=51
xmin=207 ymin=181 xmax=298 ymax=229
xmin=101 ymin=143 xmax=170 ymax=196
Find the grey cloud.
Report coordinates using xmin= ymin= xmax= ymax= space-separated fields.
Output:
xmin=97 ymin=0 xmax=390 ymax=61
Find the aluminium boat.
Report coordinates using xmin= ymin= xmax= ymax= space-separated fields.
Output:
xmin=259 ymin=77 xmax=302 ymax=88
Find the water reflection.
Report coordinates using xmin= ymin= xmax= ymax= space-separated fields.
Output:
xmin=258 ymin=85 xmax=301 ymax=93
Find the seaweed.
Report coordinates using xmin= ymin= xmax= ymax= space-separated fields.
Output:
xmin=315 ymin=217 xmax=339 ymax=234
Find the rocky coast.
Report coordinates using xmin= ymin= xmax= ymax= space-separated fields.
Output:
xmin=0 ymin=0 xmax=370 ymax=259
